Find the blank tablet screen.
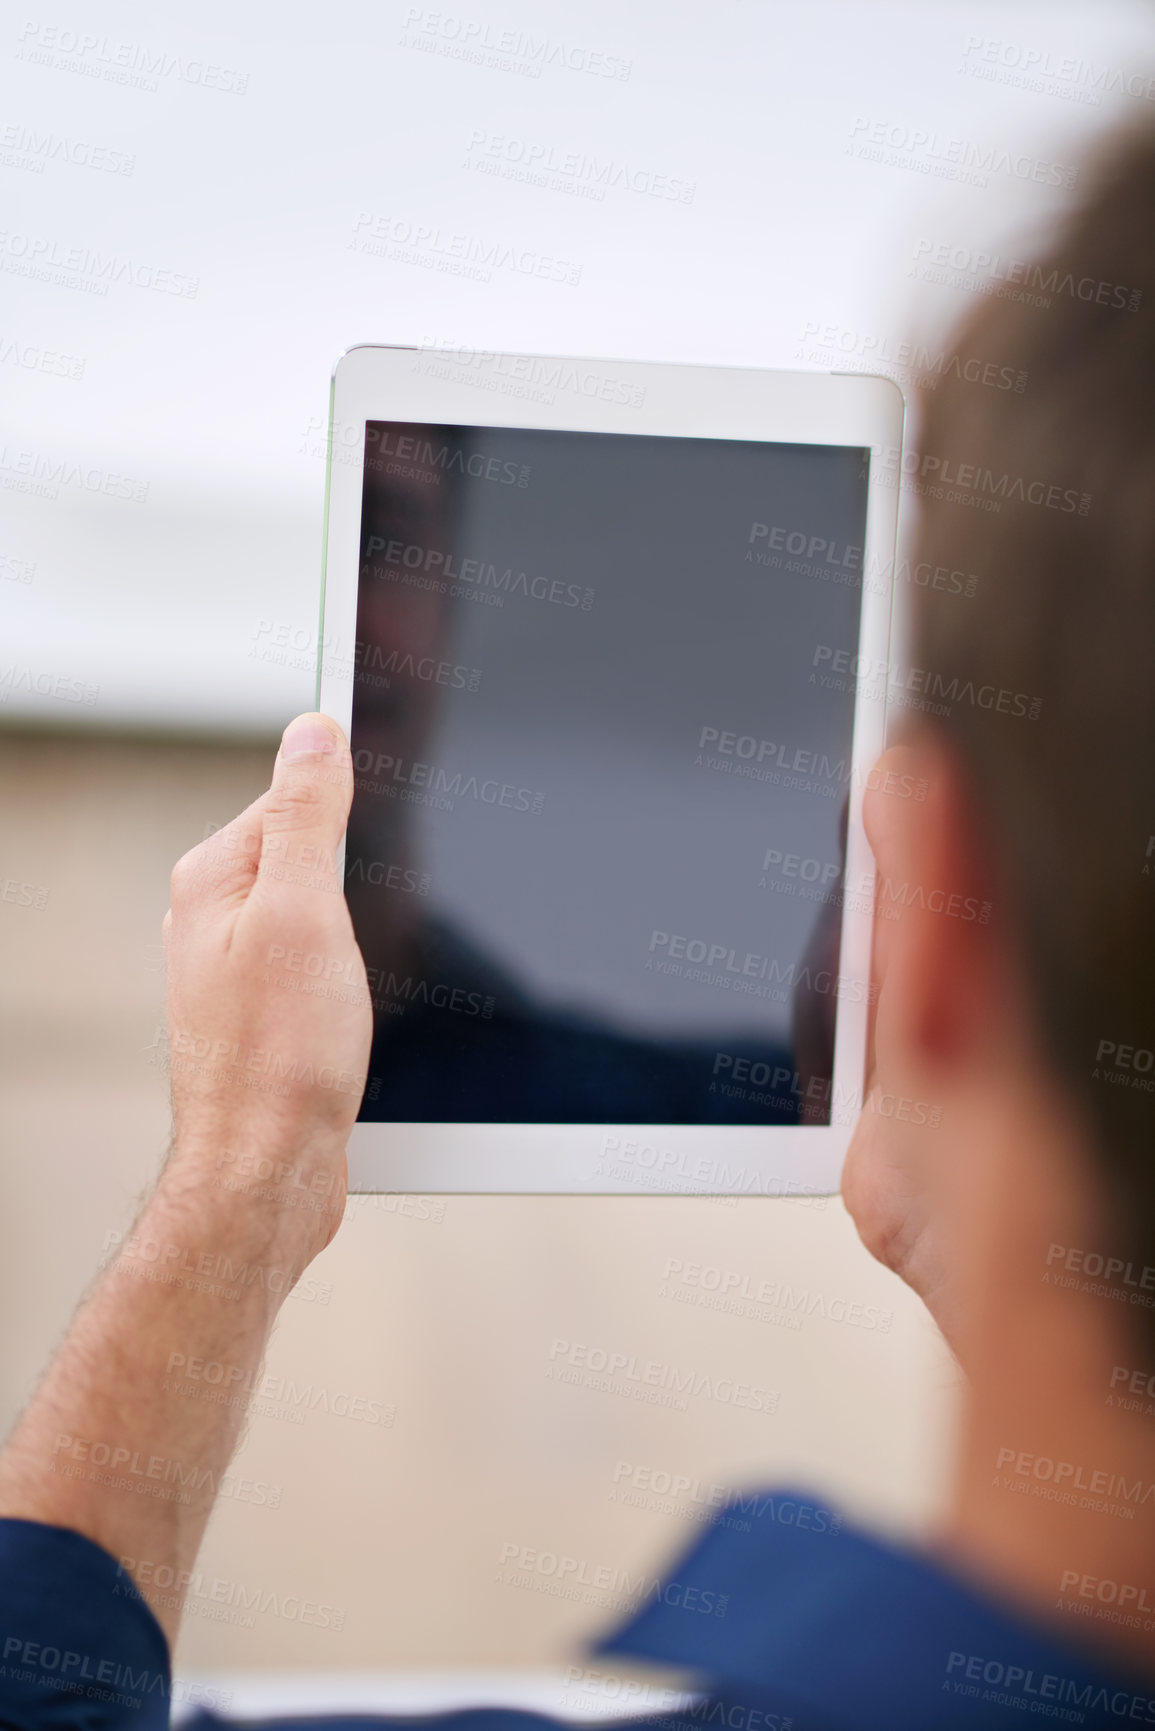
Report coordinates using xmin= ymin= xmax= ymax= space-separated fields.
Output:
xmin=343 ymin=421 xmax=870 ymax=1127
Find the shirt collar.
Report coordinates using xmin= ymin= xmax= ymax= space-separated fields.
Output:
xmin=593 ymin=1488 xmax=1153 ymax=1731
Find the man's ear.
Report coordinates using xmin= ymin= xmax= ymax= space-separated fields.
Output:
xmin=872 ymin=732 xmax=1003 ymax=1081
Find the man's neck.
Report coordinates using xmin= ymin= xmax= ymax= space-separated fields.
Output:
xmin=937 ymin=1095 xmax=1155 ymax=1677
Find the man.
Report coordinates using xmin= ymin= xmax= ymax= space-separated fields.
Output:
xmin=0 ymin=128 xmax=1153 ymax=1730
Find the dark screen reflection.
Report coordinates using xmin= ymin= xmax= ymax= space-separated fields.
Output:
xmin=345 ymin=421 xmax=868 ymax=1126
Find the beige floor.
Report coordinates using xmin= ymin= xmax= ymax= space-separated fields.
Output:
xmin=0 ymin=728 xmax=958 ymax=1673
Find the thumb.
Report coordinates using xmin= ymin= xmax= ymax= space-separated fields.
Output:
xmin=862 ymin=740 xmax=931 ymax=969
xmin=858 ymin=741 xmax=927 ymax=1079
xmin=862 ymin=742 xmax=922 ymax=883
xmin=256 ymin=712 xmax=353 ymax=896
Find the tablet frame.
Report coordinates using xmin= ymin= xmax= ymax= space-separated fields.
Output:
xmin=317 ymin=345 xmax=903 ymax=1195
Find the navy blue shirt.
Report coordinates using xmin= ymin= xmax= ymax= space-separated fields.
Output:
xmin=0 ymin=1491 xmax=1151 ymax=1730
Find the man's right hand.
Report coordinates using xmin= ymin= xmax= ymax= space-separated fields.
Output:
xmin=162 ymin=711 xmax=372 ymax=1273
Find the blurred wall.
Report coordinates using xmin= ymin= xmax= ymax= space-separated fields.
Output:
xmin=0 ymin=729 xmax=956 ymax=1671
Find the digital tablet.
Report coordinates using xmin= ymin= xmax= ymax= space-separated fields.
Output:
xmin=317 ymin=346 xmax=902 ymax=1195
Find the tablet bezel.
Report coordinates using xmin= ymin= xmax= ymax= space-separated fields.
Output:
xmin=317 ymin=345 xmax=903 ymax=1195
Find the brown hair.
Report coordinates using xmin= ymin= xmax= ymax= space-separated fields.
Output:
xmin=909 ymin=127 xmax=1155 ymax=1319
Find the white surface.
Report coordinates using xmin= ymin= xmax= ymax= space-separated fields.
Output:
xmin=2 ymin=0 xmax=1151 ymax=732
xmin=171 ymin=1669 xmax=696 ymax=1724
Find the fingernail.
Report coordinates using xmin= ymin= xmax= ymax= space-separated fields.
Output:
xmin=280 ymin=715 xmax=338 ymax=762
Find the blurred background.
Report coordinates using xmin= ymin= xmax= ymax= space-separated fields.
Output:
xmin=2 ymin=0 xmax=1151 ymax=1713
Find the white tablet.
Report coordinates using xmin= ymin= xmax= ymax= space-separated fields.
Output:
xmin=317 ymin=346 xmax=902 ymax=1195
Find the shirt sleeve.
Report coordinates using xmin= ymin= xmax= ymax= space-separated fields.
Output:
xmin=0 ymin=1518 xmax=170 ymax=1729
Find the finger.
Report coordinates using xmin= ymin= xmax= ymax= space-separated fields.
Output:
xmin=168 ymin=792 xmax=268 ymax=915
xmin=862 ymin=743 xmax=921 ymax=880
xmin=254 ymin=712 xmax=353 ymax=898
xmin=858 ymin=744 xmax=925 ymax=1085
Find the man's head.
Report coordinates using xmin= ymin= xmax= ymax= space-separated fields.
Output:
xmin=853 ymin=126 xmax=1155 ymax=1369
